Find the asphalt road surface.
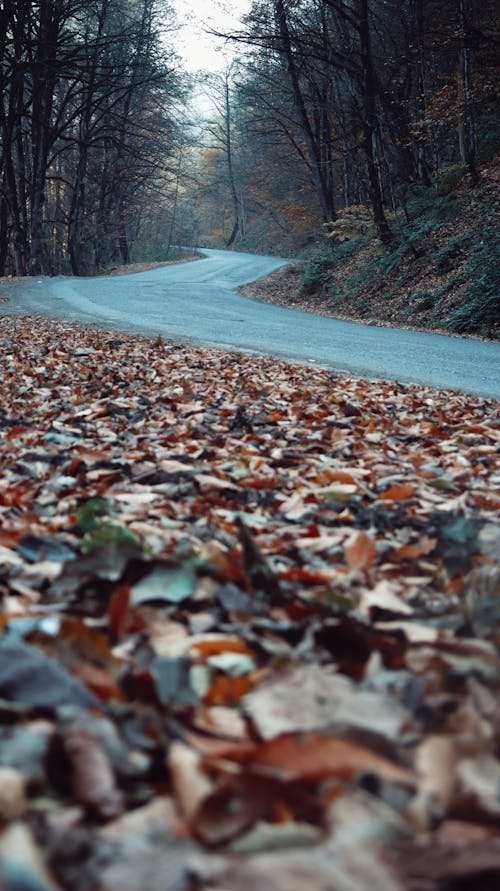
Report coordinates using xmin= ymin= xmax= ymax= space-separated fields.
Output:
xmin=1 ymin=248 xmax=499 ymax=399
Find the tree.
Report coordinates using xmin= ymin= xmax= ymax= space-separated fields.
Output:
xmin=0 ymin=0 xmax=184 ymax=276
xmin=203 ymin=0 xmax=498 ymax=253
xmin=198 ymin=65 xmax=245 ymax=248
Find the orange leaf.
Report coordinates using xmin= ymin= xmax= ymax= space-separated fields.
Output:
xmin=393 ymin=537 xmax=437 ymax=561
xmin=245 ymin=733 xmax=414 ymax=786
xmin=344 ymin=530 xmax=377 ymax=571
xmin=205 ymin=675 xmax=251 ymax=706
xmin=192 ymin=773 xmax=321 ymax=847
xmin=193 ymin=638 xmax=252 ymax=658
xmin=315 ymin=469 xmax=357 ymax=486
xmin=379 ymin=484 xmax=416 ymax=501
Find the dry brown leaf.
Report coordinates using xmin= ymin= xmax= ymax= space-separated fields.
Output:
xmin=0 ymin=766 xmax=28 ymax=819
xmin=168 ymin=741 xmax=213 ymax=820
xmin=406 ymin=735 xmax=456 ymax=829
xmin=243 ymin=664 xmax=408 ymax=741
xmin=63 ymin=728 xmax=124 ymax=821
xmin=344 ymin=530 xmax=377 ymax=571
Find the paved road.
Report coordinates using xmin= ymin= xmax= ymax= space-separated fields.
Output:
xmin=1 ymin=248 xmax=499 ymax=398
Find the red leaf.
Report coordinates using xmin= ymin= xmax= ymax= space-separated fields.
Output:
xmin=108 ymin=585 xmax=131 ymax=643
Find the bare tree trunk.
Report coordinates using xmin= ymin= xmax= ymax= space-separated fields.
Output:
xmin=166 ymin=138 xmax=185 ymax=254
xmin=274 ymin=0 xmax=336 ymax=222
xmin=358 ymin=0 xmax=392 ymax=246
xmin=458 ymin=0 xmax=478 ymax=181
xmin=223 ymin=71 xmax=241 ymax=247
xmin=29 ymin=0 xmax=63 ymax=274
xmin=68 ymin=0 xmax=110 ymax=275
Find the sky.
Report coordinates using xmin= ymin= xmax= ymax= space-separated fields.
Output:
xmin=174 ymin=0 xmax=251 ymax=73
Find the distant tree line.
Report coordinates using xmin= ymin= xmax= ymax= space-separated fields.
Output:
xmin=195 ymin=0 xmax=499 ymax=251
xmin=0 ymin=0 xmax=185 ymax=276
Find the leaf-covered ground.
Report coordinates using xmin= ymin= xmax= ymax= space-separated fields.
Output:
xmin=0 ymin=315 xmax=499 ymax=891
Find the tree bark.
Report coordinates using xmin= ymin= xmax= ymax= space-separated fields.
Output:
xmin=358 ymin=0 xmax=392 ymax=246
xmin=458 ymin=0 xmax=478 ymax=181
xmin=223 ymin=72 xmax=241 ymax=247
xmin=29 ymin=1 xmax=63 ymax=274
xmin=274 ymin=0 xmax=336 ymax=222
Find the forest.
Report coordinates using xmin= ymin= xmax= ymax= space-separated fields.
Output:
xmin=0 ymin=1 xmax=498 ymax=314
xmin=0 ymin=0 xmax=184 ymax=277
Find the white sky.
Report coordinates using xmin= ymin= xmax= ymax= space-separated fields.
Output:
xmin=174 ymin=0 xmax=251 ymax=73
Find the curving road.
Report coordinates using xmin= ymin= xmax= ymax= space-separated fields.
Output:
xmin=1 ymin=248 xmax=499 ymax=398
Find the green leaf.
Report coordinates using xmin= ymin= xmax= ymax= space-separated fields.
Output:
xmin=81 ymin=522 xmax=140 ymax=555
xmin=428 ymin=477 xmax=458 ymax=493
xmin=152 ymin=657 xmax=199 ymax=707
xmin=130 ymin=563 xmax=197 ymax=606
xmin=77 ymin=497 xmax=117 ymax=533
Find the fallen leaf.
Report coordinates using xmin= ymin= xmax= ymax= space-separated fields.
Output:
xmin=406 ymin=735 xmax=456 ymax=829
xmin=0 ymin=822 xmax=62 ymax=891
xmin=192 ymin=772 xmax=323 ymax=847
xmin=243 ymin=664 xmax=409 ymax=741
xmin=238 ymin=733 xmax=414 ymax=786
xmin=0 ymin=766 xmax=28 ymax=819
xmin=379 ymin=485 xmax=416 ymax=501
xmin=344 ymin=530 xmax=377 ymax=571
xmin=168 ymin=741 xmax=213 ymax=820
xmin=0 ymin=637 xmax=99 ymax=708
xmin=130 ymin=563 xmax=197 ymax=605
xmin=62 ymin=728 xmax=124 ymax=821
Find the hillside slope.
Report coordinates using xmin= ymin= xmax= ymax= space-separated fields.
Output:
xmin=240 ymin=158 xmax=499 ymax=341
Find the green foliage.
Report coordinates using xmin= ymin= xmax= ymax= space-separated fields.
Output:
xmin=76 ymin=496 xmax=141 ymax=556
xmin=81 ymin=523 xmax=141 ymax=555
xmin=301 ymin=238 xmax=365 ymax=294
xmin=436 ymin=165 xmax=464 ymax=195
xmin=447 ymin=223 xmax=500 ymax=335
xmin=334 ymin=238 xmax=365 ymax=261
xmin=76 ymin=497 xmax=116 ymax=533
xmin=407 ymin=291 xmax=434 ymax=311
xmin=476 ymin=113 xmax=500 ymax=163
xmin=301 ymin=252 xmax=337 ymax=295
xmin=431 ymin=235 xmax=472 ymax=274
xmin=348 ymin=188 xmax=467 ymax=289
xmin=404 ymin=189 xmax=464 ymax=225
xmin=294 ymin=162 xmax=497 ymax=338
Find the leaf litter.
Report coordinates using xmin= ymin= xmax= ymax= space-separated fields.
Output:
xmin=0 ymin=315 xmax=499 ymax=890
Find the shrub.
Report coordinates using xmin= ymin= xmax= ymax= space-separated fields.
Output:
xmin=431 ymin=235 xmax=472 ymax=274
xmin=477 ymin=113 xmax=500 ymax=162
xmin=447 ymin=224 xmax=500 ymax=335
xmin=408 ymin=291 xmax=434 ymax=311
xmin=436 ymin=165 xmax=464 ymax=195
xmin=301 ymin=255 xmax=336 ymax=294
xmin=300 ymin=239 xmax=365 ymax=294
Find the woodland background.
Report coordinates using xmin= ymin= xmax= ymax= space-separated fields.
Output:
xmin=0 ymin=0 xmax=498 ymax=338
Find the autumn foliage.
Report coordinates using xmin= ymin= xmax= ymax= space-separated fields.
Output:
xmin=0 ymin=316 xmax=499 ymax=890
